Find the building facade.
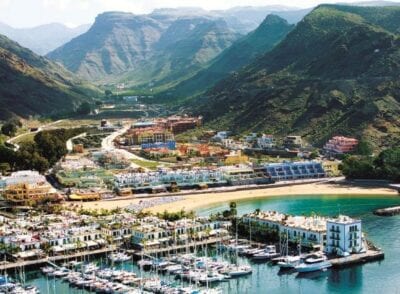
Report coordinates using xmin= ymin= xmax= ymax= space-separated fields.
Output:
xmin=323 ymin=136 xmax=359 ymax=154
xmin=325 ymin=215 xmax=365 ymax=256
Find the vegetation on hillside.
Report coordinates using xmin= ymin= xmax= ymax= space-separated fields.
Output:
xmin=341 ymin=147 xmax=400 ymax=181
xmin=0 ymin=128 xmax=86 ymax=173
xmin=0 ymin=34 xmax=99 ymax=119
xmin=188 ymin=5 xmax=400 ymax=149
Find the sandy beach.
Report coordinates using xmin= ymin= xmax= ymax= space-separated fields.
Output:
xmin=75 ymin=182 xmax=398 ymax=213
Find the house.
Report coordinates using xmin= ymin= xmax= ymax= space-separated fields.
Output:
xmin=283 ymin=136 xmax=303 ymax=149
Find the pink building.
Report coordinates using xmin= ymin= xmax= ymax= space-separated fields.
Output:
xmin=323 ymin=136 xmax=359 ymax=154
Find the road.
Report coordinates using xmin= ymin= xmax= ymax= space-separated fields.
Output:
xmin=6 ymin=119 xmax=65 ymax=151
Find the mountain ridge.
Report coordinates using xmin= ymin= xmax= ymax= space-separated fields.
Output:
xmin=190 ymin=5 xmax=400 ymax=148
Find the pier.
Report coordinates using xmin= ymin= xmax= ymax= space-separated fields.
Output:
xmin=0 ymin=246 xmax=117 ymax=271
xmin=330 ymin=250 xmax=384 ymax=268
xmin=129 ymin=236 xmax=231 ymax=257
xmin=374 ymin=206 xmax=400 ymax=216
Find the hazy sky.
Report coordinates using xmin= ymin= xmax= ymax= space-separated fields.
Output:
xmin=1 ymin=0 xmax=399 ymax=28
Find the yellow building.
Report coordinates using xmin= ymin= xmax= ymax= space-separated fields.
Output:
xmin=322 ymin=160 xmax=342 ymax=177
xmin=68 ymin=190 xmax=101 ymax=201
xmin=3 ymin=182 xmax=61 ymax=204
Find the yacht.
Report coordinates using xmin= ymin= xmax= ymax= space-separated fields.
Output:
xmin=109 ymin=252 xmax=131 ymax=262
xmin=295 ymin=254 xmax=332 ymax=273
xmin=252 ymin=245 xmax=279 ymax=261
xmin=227 ymin=265 xmax=252 ymax=277
xmin=278 ymin=255 xmax=301 ymax=269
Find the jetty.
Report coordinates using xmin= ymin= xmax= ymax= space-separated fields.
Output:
xmin=129 ymin=236 xmax=231 ymax=258
xmin=374 ymin=206 xmax=400 ymax=216
xmin=0 ymin=246 xmax=117 ymax=271
xmin=329 ymin=249 xmax=384 ymax=268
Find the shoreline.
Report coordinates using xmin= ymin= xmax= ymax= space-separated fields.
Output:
xmin=75 ymin=181 xmax=398 ymax=213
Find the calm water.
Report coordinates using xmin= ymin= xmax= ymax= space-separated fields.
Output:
xmin=22 ymin=194 xmax=400 ymax=293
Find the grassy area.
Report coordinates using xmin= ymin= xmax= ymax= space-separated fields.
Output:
xmin=13 ymin=133 xmax=35 ymax=144
xmin=131 ymin=159 xmax=161 ymax=170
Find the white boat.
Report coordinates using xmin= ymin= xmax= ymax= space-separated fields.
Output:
xmin=278 ymin=256 xmax=301 ymax=269
xmin=109 ymin=252 xmax=131 ymax=262
xmin=228 ymin=265 xmax=252 ymax=277
xmin=295 ymin=254 xmax=332 ymax=273
xmin=252 ymin=245 xmax=279 ymax=260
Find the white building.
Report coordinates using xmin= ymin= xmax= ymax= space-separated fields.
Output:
xmin=325 ymin=215 xmax=365 ymax=256
xmin=242 ymin=211 xmax=327 ymax=248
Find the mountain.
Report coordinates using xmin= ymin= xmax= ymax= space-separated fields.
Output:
xmin=167 ymin=15 xmax=294 ymax=98
xmin=215 ymin=6 xmax=310 ymax=33
xmin=0 ymin=23 xmax=90 ymax=55
xmin=47 ymin=12 xmax=240 ymax=85
xmin=191 ymin=5 xmax=400 ymax=149
xmin=0 ymin=34 xmax=98 ymax=119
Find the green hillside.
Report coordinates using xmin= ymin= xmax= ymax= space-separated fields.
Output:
xmin=166 ymin=14 xmax=294 ymax=99
xmin=191 ymin=5 xmax=400 ymax=148
xmin=0 ymin=34 xmax=98 ymax=119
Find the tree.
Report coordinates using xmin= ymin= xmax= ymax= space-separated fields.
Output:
xmin=0 ymin=162 xmax=10 ymax=175
xmin=356 ymin=140 xmax=373 ymax=156
xmin=76 ymin=102 xmax=91 ymax=115
xmin=104 ymin=90 xmax=113 ymax=97
xmin=1 ymin=121 xmax=17 ymax=136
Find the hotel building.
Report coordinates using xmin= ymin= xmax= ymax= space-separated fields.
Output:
xmin=325 ymin=215 xmax=365 ymax=256
xmin=323 ymin=136 xmax=359 ymax=154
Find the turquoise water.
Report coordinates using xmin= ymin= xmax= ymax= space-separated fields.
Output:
xmin=21 ymin=194 xmax=400 ymax=293
xmin=197 ymin=194 xmax=400 ymax=294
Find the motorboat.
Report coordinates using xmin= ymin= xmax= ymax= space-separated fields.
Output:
xmin=295 ymin=254 xmax=332 ymax=273
xmin=227 ymin=265 xmax=252 ymax=277
xmin=278 ymin=255 xmax=301 ymax=269
xmin=252 ymin=245 xmax=279 ymax=260
xmin=109 ymin=252 xmax=131 ymax=263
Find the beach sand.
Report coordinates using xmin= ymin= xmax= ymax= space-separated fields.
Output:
xmin=74 ymin=182 xmax=398 ymax=213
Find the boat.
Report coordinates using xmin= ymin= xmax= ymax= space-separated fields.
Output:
xmin=227 ymin=265 xmax=252 ymax=277
xmin=137 ymin=259 xmax=153 ymax=271
xmin=252 ymin=245 xmax=279 ymax=261
xmin=295 ymin=254 xmax=332 ymax=273
xmin=109 ymin=252 xmax=131 ymax=262
xmin=278 ymin=255 xmax=301 ymax=269
xmin=277 ymin=231 xmax=301 ymax=269
xmin=40 ymin=266 xmax=54 ymax=275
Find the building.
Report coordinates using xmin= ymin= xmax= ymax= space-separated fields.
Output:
xmin=141 ymin=141 xmax=176 ymax=150
xmin=220 ymin=165 xmax=271 ymax=186
xmin=323 ymin=136 xmax=359 ymax=154
xmin=3 ymin=182 xmax=61 ymax=205
xmin=242 ymin=211 xmax=327 ymax=248
xmin=283 ymin=136 xmax=303 ymax=149
xmin=325 ymin=215 xmax=365 ymax=256
xmin=224 ymin=151 xmax=249 ymax=165
xmin=257 ymin=135 xmax=275 ymax=149
xmin=2 ymin=171 xmax=61 ymax=205
xmin=263 ymin=161 xmax=326 ymax=181
xmin=125 ymin=127 xmax=174 ymax=145
xmin=322 ymin=160 xmax=341 ymax=177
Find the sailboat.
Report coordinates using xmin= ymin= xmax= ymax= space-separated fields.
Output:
xmin=278 ymin=231 xmax=301 ymax=269
xmin=227 ymin=218 xmax=252 ymax=277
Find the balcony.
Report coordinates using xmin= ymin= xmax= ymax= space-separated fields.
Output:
xmin=330 ymin=235 xmax=340 ymax=240
xmin=330 ymin=228 xmax=340 ymax=233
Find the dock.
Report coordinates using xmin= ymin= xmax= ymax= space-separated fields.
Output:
xmin=374 ymin=206 xmax=400 ymax=216
xmin=128 ymin=236 xmax=231 ymax=257
xmin=0 ymin=246 xmax=117 ymax=271
xmin=329 ymin=250 xmax=384 ymax=268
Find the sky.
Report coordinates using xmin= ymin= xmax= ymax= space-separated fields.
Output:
xmin=0 ymin=0 xmax=399 ymax=28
